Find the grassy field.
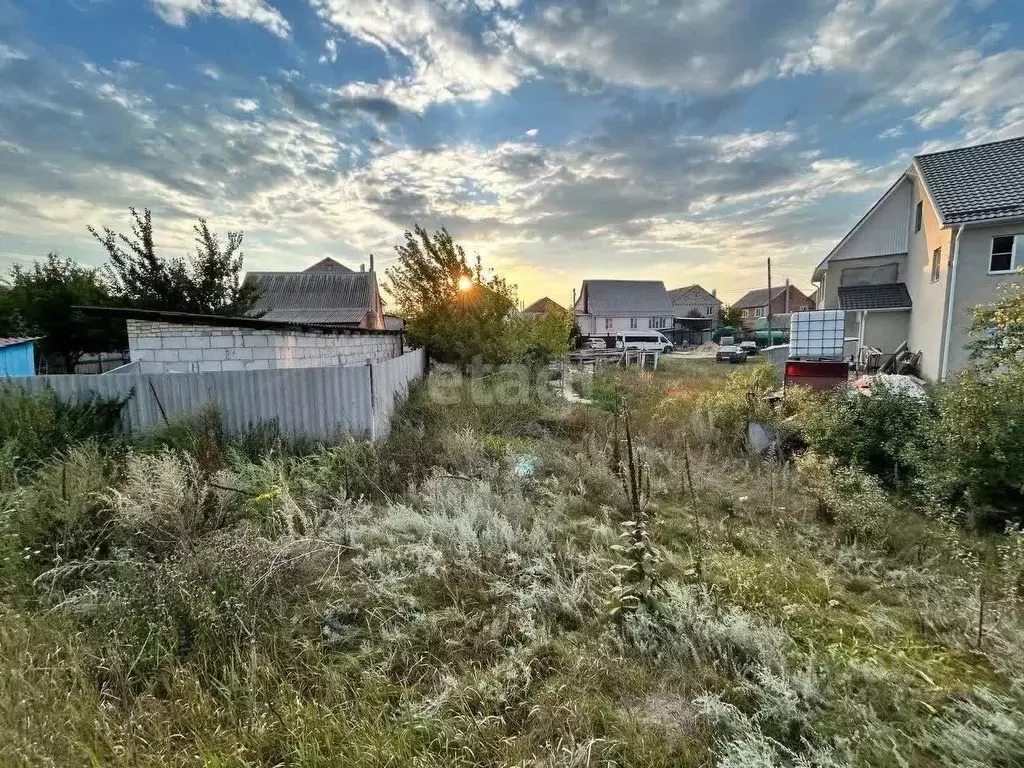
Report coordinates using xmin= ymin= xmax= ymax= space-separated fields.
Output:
xmin=2 ymin=360 xmax=1023 ymax=766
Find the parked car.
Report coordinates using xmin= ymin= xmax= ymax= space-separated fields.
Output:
xmin=716 ymin=345 xmax=748 ymax=364
xmin=586 ymin=337 xmax=608 ymax=350
xmin=614 ymin=331 xmax=674 ymax=354
xmin=739 ymin=341 xmax=759 ymax=356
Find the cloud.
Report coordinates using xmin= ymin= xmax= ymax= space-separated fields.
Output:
xmin=507 ymin=0 xmax=822 ymax=93
xmin=310 ymin=0 xmax=528 ymax=111
xmin=150 ymin=0 xmax=291 ymax=39
xmin=318 ymin=38 xmax=338 ymax=64
xmin=233 ymin=98 xmax=259 ymax=112
xmin=524 ymin=128 xmax=537 ymax=137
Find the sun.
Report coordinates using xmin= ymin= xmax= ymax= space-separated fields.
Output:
xmin=457 ymin=275 xmax=473 ymax=292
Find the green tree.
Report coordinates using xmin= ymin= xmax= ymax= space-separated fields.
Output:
xmin=519 ymin=307 xmax=573 ymax=365
xmin=0 ymin=253 xmax=125 ymax=372
xmin=88 ymin=208 xmax=260 ymax=315
xmin=386 ymin=226 xmax=521 ymax=365
xmin=970 ymin=271 xmax=1024 ymax=372
xmin=719 ymin=304 xmax=744 ymax=328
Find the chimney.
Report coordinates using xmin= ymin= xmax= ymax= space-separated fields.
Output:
xmin=784 ymin=278 xmax=790 ymax=314
xmin=360 ymin=263 xmax=365 ymax=272
xmin=369 ymin=253 xmax=374 ymax=272
xmin=711 ymin=288 xmax=717 ymax=298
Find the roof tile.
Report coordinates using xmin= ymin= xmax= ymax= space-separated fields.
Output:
xmin=837 ymin=283 xmax=912 ymax=310
xmin=915 ymin=136 xmax=1024 ymax=225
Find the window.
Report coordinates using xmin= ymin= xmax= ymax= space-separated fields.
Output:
xmin=629 ymin=317 xmax=638 ymax=329
xmin=705 ymin=305 xmax=713 ymax=315
xmin=741 ymin=309 xmax=749 ymax=318
xmin=990 ymin=235 xmax=1017 ymax=273
xmin=931 ymin=247 xmax=941 ymax=283
xmin=914 ymin=201 xmax=923 ymax=233
xmin=604 ymin=317 xmax=612 ymax=330
xmin=755 ymin=307 xmax=766 ymax=318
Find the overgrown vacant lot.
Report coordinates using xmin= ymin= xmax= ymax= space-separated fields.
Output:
xmin=3 ymin=360 xmax=1024 ymax=767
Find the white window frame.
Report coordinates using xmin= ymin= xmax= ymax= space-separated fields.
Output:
xmin=629 ymin=317 xmax=638 ymax=329
xmin=604 ymin=317 xmax=612 ymax=330
xmin=988 ymin=235 xmax=1019 ymax=275
xmin=754 ymin=307 xmax=765 ymax=318
xmin=741 ymin=309 xmax=749 ymax=318
xmin=931 ymin=247 xmax=942 ymax=283
xmin=914 ymin=201 xmax=923 ymax=234
xmin=705 ymin=305 xmax=713 ymax=316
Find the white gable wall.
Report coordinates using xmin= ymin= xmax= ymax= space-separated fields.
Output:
xmin=830 ymin=179 xmax=911 ymax=263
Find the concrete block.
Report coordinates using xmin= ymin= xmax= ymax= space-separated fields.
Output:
xmin=243 ymin=334 xmax=269 ymax=348
xmin=251 ymin=347 xmax=277 ymax=360
xmin=210 ymin=335 xmax=235 ymax=348
xmin=177 ymin=348 xmax=203 ymax=362
xmin=155 ymin=349 xmax=179 ymax=362
xmin=244 ymin=359 xmax=271 ymax=370
xmin=134 ymin=336 xmax=162 ymax=350
xmin=226 ymin=346 xmax=253 ymax=360
xmin=186 ymin=335 xmax=211 ymax=349
xmin=202 ymin=348 xmax=228 ymax=361
xmin=197 ymin=361 xmax=222 ymax=372
xmin=220 ymin=360 xmax=245 ymax=371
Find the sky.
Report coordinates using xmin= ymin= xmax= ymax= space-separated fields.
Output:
xmin=0 ymin=0 xmax=1022 ymax=305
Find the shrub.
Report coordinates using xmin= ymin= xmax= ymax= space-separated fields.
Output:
xmin=696 ymin=363 xmax=778 ymax=446
xmin=794 ymin=382 xmax=932 ymax=491
xmin=918 ymin=370 xmax=1024 ymax=523
xmin=0 ymin=386 xmax=127 ymax=467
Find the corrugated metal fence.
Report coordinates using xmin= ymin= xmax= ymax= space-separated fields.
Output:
xmin=8 ymin=348 xmax=426 ymax=440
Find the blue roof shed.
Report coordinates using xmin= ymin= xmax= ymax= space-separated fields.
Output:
xmin=0 ymin=337 xmax=39 ymax=377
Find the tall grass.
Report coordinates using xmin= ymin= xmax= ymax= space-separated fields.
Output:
xmin=2 ymin=363 xmax=1024 ymax=766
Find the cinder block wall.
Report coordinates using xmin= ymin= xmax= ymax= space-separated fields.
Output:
xmin=127 ymin=320 xmax=401 ymax=374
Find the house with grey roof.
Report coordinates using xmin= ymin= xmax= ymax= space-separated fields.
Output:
xmin=574 ymin=280 xmax=673 ymax=335
xmin=812 ymin=134 xmax=1024 ymax=379
xmin=244 ymin=257 xmax=384 ymax=330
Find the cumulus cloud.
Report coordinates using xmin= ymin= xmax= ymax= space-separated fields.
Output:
xmin=309 ymin=0 xmax=528 ymax=111
xmin=150 ymin=0 xmax=291 ymax=39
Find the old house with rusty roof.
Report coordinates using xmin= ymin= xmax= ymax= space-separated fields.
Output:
xmin=243 ymin=257 xmax=384 ymax=330
xmin=812 ymin=135 xmax=1024 ymax=380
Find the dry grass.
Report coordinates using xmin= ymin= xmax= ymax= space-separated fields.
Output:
xmin=2 ymin=371 xmax=1024 ymax=766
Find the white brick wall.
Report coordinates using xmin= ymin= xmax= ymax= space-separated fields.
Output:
xmin=126 ymin=319 xmax=401 ymax=373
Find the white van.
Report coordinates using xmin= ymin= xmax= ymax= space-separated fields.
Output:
xmin=615 ymin=331 xmax=674 ymax=354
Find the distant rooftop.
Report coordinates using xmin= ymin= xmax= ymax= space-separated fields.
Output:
xmin=577 ymin=280 xmax=672 ymax=315
xmin=243 ymin=259 xmax=376 ymax=326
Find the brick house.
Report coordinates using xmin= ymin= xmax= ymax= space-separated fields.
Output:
xmin=731 ymin=283 xmax=815 ymax=329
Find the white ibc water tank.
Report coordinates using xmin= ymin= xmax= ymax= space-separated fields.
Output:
xmin=789 ymin=310 xmax=845 ymax=360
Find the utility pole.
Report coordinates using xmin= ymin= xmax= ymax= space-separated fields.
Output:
xmin=766 ymin=257 xmax=772 ymax=346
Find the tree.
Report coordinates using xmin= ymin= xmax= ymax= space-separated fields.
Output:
xmin=519 ymin=307 xmax=573 ymax=365
xmin=386 ymin=226 xmax=522 ymax=365
xmin=0 ymin=253 xmax=126 ymax=372
xmin=719 ymin=304 xmax=744 ymax=328
xmin=88 ymin=208 xmax=260 ymax=315
xmin=970 ymin=273 xmax=1024 ymax=373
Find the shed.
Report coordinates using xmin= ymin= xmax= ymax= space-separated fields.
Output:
xmin=0 ymin=337 xmax=39 ymax=377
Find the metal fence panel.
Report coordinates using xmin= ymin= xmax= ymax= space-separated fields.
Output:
xmin=371 ymin=347 xmax=426 ymax=438
xmin=5 ymin=349 xmax=426 ymax=440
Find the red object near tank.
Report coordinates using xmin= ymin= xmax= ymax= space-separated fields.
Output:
xmin=784 ymin=360 xmax=849 ymax=391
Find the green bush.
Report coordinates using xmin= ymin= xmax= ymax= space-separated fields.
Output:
xmin=0 ymin=386 xmax=127 ymax=467
xmin=918 ymin=370 xmax=1024 ymax=524
xmin=795 ymin=383 xmax=932 ymax=491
